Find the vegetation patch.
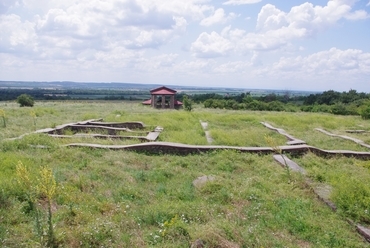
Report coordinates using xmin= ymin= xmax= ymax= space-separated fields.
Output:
xmin=1 ymin=101 xmax=370 ymax=247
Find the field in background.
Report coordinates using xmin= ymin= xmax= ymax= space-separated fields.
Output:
xmin=0 ymin=101 xmax=370 ymax=247
xmin=0 ymin=81 xmax=316 ymax=101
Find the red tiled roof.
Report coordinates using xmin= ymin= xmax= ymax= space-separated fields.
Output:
xmin=142 ymin=99 xmax=151 ymax=105
xmin=150 ymin=86 xmax=176 ymax=95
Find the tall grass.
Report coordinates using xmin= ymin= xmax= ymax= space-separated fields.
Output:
xmin=296 ymin=153 xmax=370 ymax=224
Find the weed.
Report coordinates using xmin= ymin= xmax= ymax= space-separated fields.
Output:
xmin=332 ymin=176 xmax=370 ymax=223
xmin=38 ymin=166 xmax=57 ymax=247
xmin=30 ymin=110 xmax=37 ymax=130
xmin=265 ymin=135 xmax=291 ymax=183
xmin=78 ymin=219 xmax=116 ymax=247
xmin=148 ymin=214 xmax=190 ymax=245
xmin=16 ymin=161 xmax=58 ymax=247
xmin=82 ymin=113 xmax=98 ymax=120
xmin=0 ymin=109 xmax=6 ymax=127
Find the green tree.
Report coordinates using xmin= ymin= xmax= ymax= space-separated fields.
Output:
xmin=242 ymin=95 xmax=254 ymax=104
xmin=204 ymin=99 xmax=214 ymax=108
xmin=17 ymin=94 xmax=35 ymax=107
xmin=183 ymin=95 xmax=193 ymax=111
xmin=317 ymin=90 xmax=341 ymax=105
xmin=360 ymin=105 xmax=370 ymax=119
xmin=246 ymin=100 xmax=267 ymax=111
xmin=267 ymin=101 xmax=285 ymax=111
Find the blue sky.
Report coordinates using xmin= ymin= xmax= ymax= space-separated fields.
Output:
xmin=0 ymin=0 xmax=369 ymax=91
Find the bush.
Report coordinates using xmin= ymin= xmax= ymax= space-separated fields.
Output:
xmin=246 ymin=100 xmax=267 ymax=111
xmin=360 ymin=105 xmax=370 ymax=119
xmin=182 ymin=96 xmax=193 ymax=111
xmin=267 ymin=101 xmax=285 ymax=111
xmin=203 ymin=99 xmax=213 ymax=108
xmin=303 ymin=104 xmax=331 ymax=113
xmin=16 ymin=94 xmax=34 ymax=107
xmin=331 ymin=103 xmax=348 ymax=115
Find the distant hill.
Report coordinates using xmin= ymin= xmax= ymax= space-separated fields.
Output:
xmin=0 ymin=81 xmax=319 ymax=96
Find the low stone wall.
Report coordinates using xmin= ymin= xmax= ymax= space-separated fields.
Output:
xmin=5 ymin=119 xmax=160 ymax=142
xmin=66 ymin=142 xmax=273 ymax=155
xmin=261 ymin=122 xmax=306 ymax=145
xmin=49 ymin=124 xmax=132 ymax=135
xmin=88 ymin=121 xmax=145 ymax=129
xmin=315 ymin=128 xmax=370 ymax=149
xmin=49 ymin=134 xmax=150 ymax=142
xmin=64 ymin=142 xmax=370 ymax=159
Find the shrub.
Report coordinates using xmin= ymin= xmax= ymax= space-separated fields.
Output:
xmin=16 ymin=94 xmax=34 ymax=107
xmin=301 ymin=104 xmax=331 ymax=113
xmin=204 ymin=99 xmax=214 ymax=108
xmin=183 ymin=95 xmax=193 ymax=111
xmin=267 ymin=101 xmax=285 ymax=111
xmin=246 ymin=100 xmax=267 ymax=111
xmin=0 ymin=109 xmax=5 ymax=127
xmin=360 ymin=105 xmax=370 ymax=119
xmin=331 ymin=103 xmax=348 ymax=115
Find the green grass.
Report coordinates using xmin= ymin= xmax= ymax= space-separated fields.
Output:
xmin=296 ymin=153 xmax=370 ymax=224
xmin=0 ymin=101 xmax=370 ymax=247
xmin=262 ymin=111 xmax=370 ymax=151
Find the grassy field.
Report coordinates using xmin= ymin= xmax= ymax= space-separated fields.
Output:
xmin=0 ymin=101 xmax=370 ymax=247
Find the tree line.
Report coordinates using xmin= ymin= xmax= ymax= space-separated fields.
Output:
xmin=0 ymin=88 xmax=152 ymax=101
xmin=3 ymin=88 xmax=370 ymax=118
xmin=187 ymin=89 xmax=370 ymax=119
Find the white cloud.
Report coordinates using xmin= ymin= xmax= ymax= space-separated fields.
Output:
xmin=213 ymin=61 xmax=250 ymax=73
xmin=258 ymin=47 xmax=370 ymax=90
xmin=191 ymin=32 xmax=233 ymax=58
xmin=271 ymin=48 xmax=370 ymax=75
xmin=172 ymin=59 xmax=214 ymax=79
xmin=152 ymin=53 xmax=179 ymax=68
xmin=124 ymin=16 xmax=187 ymax=49
xmin=1 ymin=0 xmax=369 ymax=91
xmin=200 ymin=8 xmax=236 ymax=26
xmin=192 ymin=0 xmax=367 ymax=58
xmin=1 ymin=0 xmax=213 ymax=54
xmin=251 ymin=51 xmax=262 ymax=66
xmin=236 ymin=1 xmax=367 ymax=52
xmin=2 ymin=0 xmax=367 ymax=59
xmin=256 ymin=4 xmax=287 ymax=31
xmin=34 ymin=1 xmax=185 ymax=49
xmin=345 ymin=10 xmax=369 ymax=20
xmin=218 ymin=24 xmax=307 ymax=53
xmin=223 ymin=0 xmax=262 ymax=6
xmin=257 ymin=1 xmax=352 ymax=33
xmin=0 ymin=14 xmax=37 ymax=54
xmin=0 ymin=0 xmax=21 ymax=14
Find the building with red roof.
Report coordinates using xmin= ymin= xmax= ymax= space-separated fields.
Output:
xmin=142 ymin=86 xmax=183 ymax=109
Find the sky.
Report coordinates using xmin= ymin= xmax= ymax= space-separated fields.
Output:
xmin=0 ymin=0 xmax=370 ymax=92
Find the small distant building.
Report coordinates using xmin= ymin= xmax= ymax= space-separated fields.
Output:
xmin=142 ymin=86 xmax=183 ymax=109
